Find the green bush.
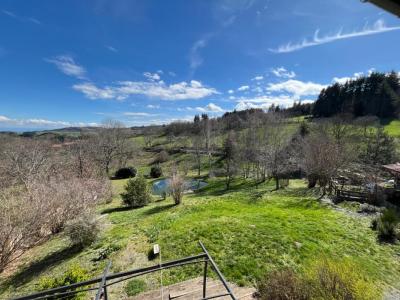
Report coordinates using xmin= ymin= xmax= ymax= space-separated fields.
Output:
xmin=121 ymin=176 xmax=151 ymax=207
xmin=373 ymin=209 xmax=399 ymax=242
xmin=114 ymin=167 xmax=137 ymax=179
xmin=64 ymin=214 xmax=100 ymax=249
xmin=38 ymin=265 xmax=89 ymax=300
xmin=150 ymin=165 xmax=163 ymax=178
xmin=125 ymin=279 xmax=146 ymax=296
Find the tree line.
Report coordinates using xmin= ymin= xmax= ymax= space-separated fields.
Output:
xmin=313 ymin=71 xmax=400 ymax=119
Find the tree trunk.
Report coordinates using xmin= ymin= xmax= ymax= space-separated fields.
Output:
xmin=275 ymin=176 xmax=280 ymax=190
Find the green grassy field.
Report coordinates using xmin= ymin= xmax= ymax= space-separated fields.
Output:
xmin=1 ymin=177 xmax=400 ymax=299
xmin=383 ymin=119 xmax=400 ymax=137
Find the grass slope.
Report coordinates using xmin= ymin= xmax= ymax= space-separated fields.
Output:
xmin=383 ymin=119 xmax=400 ymax=137
xmin=2 ymin=178 xmax=400 ymax=298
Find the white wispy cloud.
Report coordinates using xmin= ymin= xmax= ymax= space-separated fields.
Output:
xmin=237 ymin=85 xmax=250 ymax=91
xmin=2 ymin=10 xmax=41 ymax=24
xmin=271 ymin=67 xmax=296 ymax=78
xmin=143 ymin=72 xmax=161 ymax=81
xmin=228 ymin=89 xmax=234 ymax=94
xmin=270 ymin=19 xmax=400 ymax=53
xmin=235 ymin=95 xmax=296 ymax=111
xmin=147 ymin=104 xmax=160 ymax=109
xmin=73 ymin=80 xmax=218 ymax=101
xmin=2 ymin=10 xmax=16 ymax=18
xmin=27 ymin=17 xmax=41 ymax=25
xmin=196 ymin=103 xmax=225 ymax=113
xmin=189 ymin=37 xmax=210 ymax=72
xmin=46 ymin=55 xmax=87 ymax=79
xmin=123 ymin=112 xmax=158 ymax=117
xmin=181 ymin=103 xmax=225 ymax=113
xmin=124 ymin=115 xmax=194 ymax=126
xmin=72 ymin=83 xmax=118 ymax=100
xmin=252 ymin=75 xmax=264 ymax=81
xmin=332 ymin=68 xmax=376 ymax=84
xmin=105 ymin=45 xmax=118 ymax=52
xmin=266 ymin=79 xmax=326 ymax=98
xmin=0 ymin=115 xmax=98 ymax=129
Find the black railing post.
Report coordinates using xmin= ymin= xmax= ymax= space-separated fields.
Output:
xmin=198 ymin=241 xmax=237 ymax=300
xmin=203 ymin=260 xmax=208 ymax=298
xmin=95 ymin=261 xmax=111 ymax=300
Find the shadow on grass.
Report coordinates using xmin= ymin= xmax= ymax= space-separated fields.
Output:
xmin=196 ymin=179 xmax=260 ymax=197
xmin=379 ymin=118 xmax=394 ymax=126
xmin=142 ymin=203 xmax=175 ymax=216
xmin=101 ymin=206 xmax=134 ymax=214
xmin=279 ymin=198 xmax=320 ymax=210
xmin=2 ymin=245 xmax=81 ymax=289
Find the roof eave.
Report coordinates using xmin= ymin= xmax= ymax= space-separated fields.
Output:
xmin=364 ymin=0 xmax=400 ymax=17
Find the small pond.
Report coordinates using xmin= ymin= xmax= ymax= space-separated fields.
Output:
xmin=152 ymin=178 xmax=208 ymax=195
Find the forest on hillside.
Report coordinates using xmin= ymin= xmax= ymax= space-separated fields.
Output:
xmin=313 ymin=72 xmax=400 ymax=119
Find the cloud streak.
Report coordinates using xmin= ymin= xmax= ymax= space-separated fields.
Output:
xmin=0 ymin=115 xmax=98 ymax=129
xmin=73 ymin=80 xmax=218 ymax=101
xmin=270 ymin=19 xmax=400 ymax=53
xmin=46 ymin=55 xmax=87 ymax=79
xmin=2 ymin=9 xmax=41 ymax=25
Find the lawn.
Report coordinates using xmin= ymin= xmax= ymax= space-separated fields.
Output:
xmin=1 ymin=178 xmax=400 ymax=299
xmin=383 ymin=119 xmax=400 ymax=137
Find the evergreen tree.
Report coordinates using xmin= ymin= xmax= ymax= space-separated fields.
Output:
xmin=313 ymin=72 xmax=400 ymax=118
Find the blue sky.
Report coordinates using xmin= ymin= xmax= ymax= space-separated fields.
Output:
xmin=1 ymin=0 xmax=400 ymax=130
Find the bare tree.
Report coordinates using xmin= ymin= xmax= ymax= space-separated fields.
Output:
xmin=223 ymin=131 xmax=238 ymax=190
xmin=260 ymin=113 xmax=294 ymax=190
xmin=170 ymin=173 xmax=186 ymax=205
xmin=0 ymin=188 xmax=47 ymax=273
xmin=325 ymin=114 xmax=353 ymax=146
xmin=93 ymin=120 xmax=132 ymax=176
xmin=0 ymin=138 xmax=52 ymax=189
xmin=64 ymin=136 xmax=100 ymax=178
xmin=191 ymin=135 xmax=203 ymax=176
xmin=53 ymin=178 xmax=110 ymax=233
xmin=301 ymin=131 xmax=346 ymax=195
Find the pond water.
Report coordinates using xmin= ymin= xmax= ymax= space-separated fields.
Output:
xmin=152 ymin=178 xmax=208 ymax=195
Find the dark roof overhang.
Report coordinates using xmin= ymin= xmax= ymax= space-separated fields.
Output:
xmin=363 ymin=0 xmax=400 ymax=17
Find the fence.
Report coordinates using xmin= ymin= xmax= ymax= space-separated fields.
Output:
xmin=13 ymin=241 xmax=237 ymax=300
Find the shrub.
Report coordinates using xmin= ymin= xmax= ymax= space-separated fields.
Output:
xmin=64 ymin=214 xmax=100 ymax=249
xmin=114 ymin=167 xmax=137 ymax=179
xmin=373 ymin=209 xmax=399 ymax=242
xmin=150 ymin=165 xmax=163 ymax=178
xmin=38 ymin=265 xmax=89 ymax=300
xmin=256 ymin=269 xmax=310 ymax=300
xmin=310 ymin=259 xmax=380 ymax=300
xmin=153 ymin=150 xmax=169 ymax=164
xmin=121 ymin=176 xmax=151 ymax=208
xmin=93 ymin=244 xmax=122 ymax=262
xmin=358 ymin=203 xmax=381 ymax=214
xmin=257 ymin=260 xmax=380 ymax=300
xmin=125 ymin=279 xmax=146 ymax=296
xmin=170 ymin=174 xmax=186 ymax=205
